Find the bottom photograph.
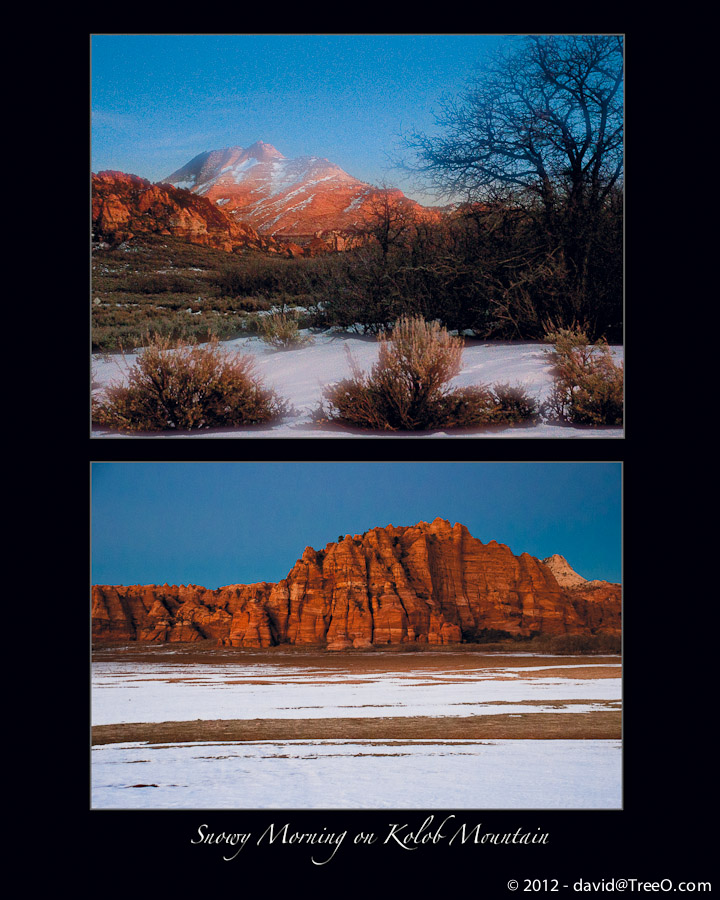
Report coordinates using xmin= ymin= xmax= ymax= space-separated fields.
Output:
xmin=90 ymin=461 xmax=622 ymax=811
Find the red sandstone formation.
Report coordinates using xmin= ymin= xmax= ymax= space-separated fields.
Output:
xmin=542 ymin=554 xmax=622 ymax=635
xmin=92 ymin=519 xmax=621 ymax=649
xmin=91 ymin=170 xmax=284 ymax=254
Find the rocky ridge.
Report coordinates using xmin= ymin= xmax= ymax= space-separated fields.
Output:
xmin=91 ymin=170 xmax=285 ymax=254
xmin=92 ymin=519 xmax=621 ymax=649
xmin=542 ymin=554 xmax=590 ymax=587
xmin=541 ymin=553 xmax=622 ymax=635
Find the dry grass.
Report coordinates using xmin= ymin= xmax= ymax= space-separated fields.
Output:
xmin=92 ymin=709 xmax=621 ymax=746
xmin=92 ymin=643 xmax=620 ymax=671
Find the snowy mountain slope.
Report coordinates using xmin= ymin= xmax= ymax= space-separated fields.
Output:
xmin=162 ymin=140 xmax=436 ymax=240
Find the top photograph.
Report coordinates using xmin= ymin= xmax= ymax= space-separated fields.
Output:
xmin=90 ymin=33 xmax=624 ymax=440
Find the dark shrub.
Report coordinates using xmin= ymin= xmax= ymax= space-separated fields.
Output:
xmin=528 ymin=632 xmax=622 ymax=654
xmin=487 ymin=383 xmax=539 ymax=424
xmin=120 ymin=273 xmax=197 ymax=294
xmin=462 ymin=627 xmax=517 ymax=643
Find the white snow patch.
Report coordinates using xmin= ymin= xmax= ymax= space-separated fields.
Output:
xmin=344 ymin=191 xmax=371 ymax=212
xmin=91 ymin=660 xmax=621 ymax=726
xmin=283 ymin=197 xmax=315 ymax=214
xmin=229 ymin=158 xmax=260 ymax=176
xmin=91 ymin=657 xmax=622 ymax=809
xmin=91 ymin=738 xmax=622 ymax=809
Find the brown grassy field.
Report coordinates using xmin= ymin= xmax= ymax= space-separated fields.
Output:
xmin=92 ymin=642 xmax=620 ymax=670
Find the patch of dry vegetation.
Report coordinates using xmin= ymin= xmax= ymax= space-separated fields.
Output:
xmin=257 ymin=311 xmax=313 ymax=349
xmin=91 ymin=237 xmax=319 ymax=352
xmin=92 ymin=709 xmax=621 ymax=746
xmin=319 ymin=315 xmax=538 ymax=431
xmin=543 ymin=327 xmax=624 ymax=426
xmin=92 ymin=333 xmax=287 ymax=432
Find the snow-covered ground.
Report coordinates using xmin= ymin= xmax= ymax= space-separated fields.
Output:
xmin=91 ymin=738 xmax=622 ymax=810
xmin=91 ymin=657 xmax=622 ymax=809
xmin=91 ymin=661 xmax=621 ymax=725
xmin=91 ymin=334 xmax=624 ymax=438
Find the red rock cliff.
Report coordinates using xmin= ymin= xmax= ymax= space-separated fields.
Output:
xmin=92 ymin=519 xmax=621 ymax=648
xmin=91 ymin=171 xmax=283 ymax=254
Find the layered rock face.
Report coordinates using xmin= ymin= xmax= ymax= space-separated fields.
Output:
xmin=542 ymin=554 xmax=622 ymax=635
xmin=92 ymin=519 xmax=621 ymax=649
xmin=162 ymin=140 xmax=439 ymax=245
xmin=542 ymin=554 xmax=589 ymax=587
xmin=91 ymin=170 xmax=283 ymax=254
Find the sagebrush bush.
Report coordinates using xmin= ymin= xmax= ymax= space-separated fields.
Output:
xmin=258 ymin=312 xmax=313 ymax=349
xmin=543 ymin=327 xmax=624 ymax=426
xmin=321 ymin=314 xmax=538 ymax=431
xmin=92 ymin=334 xmax=287 ymax=431
xmin=323 ymin=316 xmax=461 ymax=429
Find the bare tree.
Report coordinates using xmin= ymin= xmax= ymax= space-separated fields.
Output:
xmin=408 ymin=36 xmax=623 ymax=207
xmin=405 ymin=35 xmax=624 ymax=330
xmin=361 ymin=186 xmax=418 ymax=261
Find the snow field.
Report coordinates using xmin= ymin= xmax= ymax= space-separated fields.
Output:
xmin=91 ymin=738 xmax=622 ymax=810
xmin=91 ymin=657 xmax=622 ymax=809
xmin=91 ymin=661 xmax=621 ymax=726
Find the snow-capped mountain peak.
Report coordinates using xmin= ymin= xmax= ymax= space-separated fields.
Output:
xmin=162 ymin=141 xmax=436 ymax=242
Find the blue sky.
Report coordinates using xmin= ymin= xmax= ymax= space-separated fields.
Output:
xmin=90 ymin=33 xmax=515 ymax=204
xmin=91 ymin=462 xmax=622 ymax=589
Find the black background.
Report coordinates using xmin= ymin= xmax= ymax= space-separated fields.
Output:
xmin=84 ymin=27 xmax=709 ymax=896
